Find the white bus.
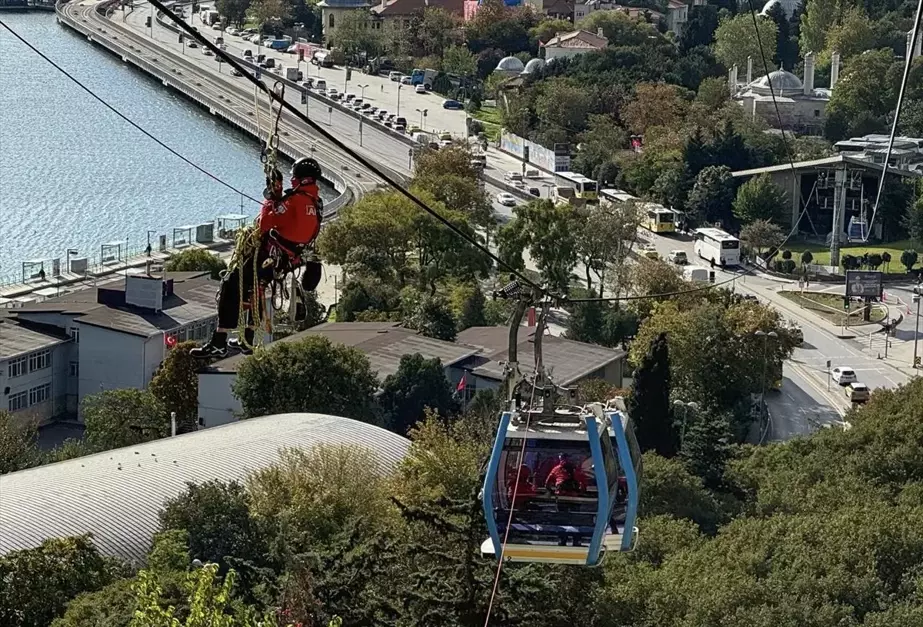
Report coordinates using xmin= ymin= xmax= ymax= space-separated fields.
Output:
xmin=553 ymin=171 xmax=598 ymax=200
xmin=693 ymin=228 xmax=740 ymax=267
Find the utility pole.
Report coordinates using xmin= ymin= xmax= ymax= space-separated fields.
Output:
xmin=914 ymin=287 xmax=922 ymax=367
xmin=830 ymin=167 xmax=846 ymax=268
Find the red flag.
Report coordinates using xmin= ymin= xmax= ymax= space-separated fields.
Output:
xmin=457 ymin=374 xmax=467 ymax=392
xmin=165 ymin=334 xmax=177 ymax=349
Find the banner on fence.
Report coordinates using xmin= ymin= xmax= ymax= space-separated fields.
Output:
xmin=499 ymin=130 xmax=571 ymax=172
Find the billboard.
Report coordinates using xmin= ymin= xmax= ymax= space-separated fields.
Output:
xmin=845 ymin=270 xmax=883 ymax=299
xmin=499 ymin=130 xmax=571 ymax=172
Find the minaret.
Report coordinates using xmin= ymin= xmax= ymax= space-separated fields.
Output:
xmin=803 ymin=51 xmax=815 ymax=96
xmin=746 ymin=55 xmax=753 ymax=85
xmin=830 ymin=51 xmax=840 ymax=89
xmin=729 ymin=64 xmax=738 ymax=96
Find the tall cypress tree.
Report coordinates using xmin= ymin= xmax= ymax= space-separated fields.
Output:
xmin=628 ymin=333 xmax=676 ymax=457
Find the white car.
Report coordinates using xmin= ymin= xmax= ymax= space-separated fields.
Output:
xmin=415 ymin=84 xmax=427 ymax=94
xmin=496 ymin=192 xmax=517 ymax=207
xmin=831 ymin=366 xmax=858 ymax=386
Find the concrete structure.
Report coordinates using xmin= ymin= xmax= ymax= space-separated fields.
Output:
xmin=198 ymin=321 xmax=627 ymax=427
xmin=908 ymin=25 xmax=922 ymax=64
xmin=2 ymin=271 xmax=219 ymax=424
xmin=542 ymin=28 xmax=608 ymax=62
xmin=0 ymin=412 xmax=410 ymax=562
xmin=834 ymin=134 xmax=923 ymax=173
xmin=732 ymin=156 xmax=923 ymax=265
xmin=759 ymin=0 xmax=800 ymax=19
xmin=732 ymin=52 xmax=834 ymax=135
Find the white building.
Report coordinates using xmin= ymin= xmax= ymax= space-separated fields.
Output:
xmin=732 ymin=52 xmax=835 ymax=136
xmin=2 ymin=271 xmax=219 ymax=425
xmin=542 ymin=28 xmax=609 ymax=62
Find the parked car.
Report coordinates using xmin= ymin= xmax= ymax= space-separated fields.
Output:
xmin=344 ymin=93 xmax=356 ymax=103
xmin=832 ymin=366 xmax=858 ymax=386
xmin=415 ymin=84 xmax=427 ymax=94
xmin=202 ymin=48 xmax=214 ymax=56
xmin=187 ymin=41 xmax=198 ymax=48
xmin=400 ymin=76 xmax=412 ymax=85
xmin=496 ymin=192 xmax=517 ymax=207
xmin=367 ymin=106 xmax=378 ymax=115
xmin=845 ymin=382 xmax=870 ymax=403
xmin=668 ymin=250 xmax=688 ymax=265
xmin=314 ymin=80 xmax=327 ymax=91
xmin=442 ymin=99 xmax=464 ymax=110
xmin=527 ymin=187 xmax=541 ymax=197
xmin=642 ymin=246 xmax=659 ymax=260
xmin=388 ymin=71 xmax=403 ymax=81
xmin=326 ymin=88 xmax=340 ymax=99
xmin=394 ymin=116 xmax=406 ymax=127
xmin=231 ymin=69 xmax=243 ymax=77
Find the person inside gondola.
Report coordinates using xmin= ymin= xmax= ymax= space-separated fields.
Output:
xmin=506 ymin=464 xmax=536 ymax=509
xmin=544 ymin=453 xmax=588 ymax=496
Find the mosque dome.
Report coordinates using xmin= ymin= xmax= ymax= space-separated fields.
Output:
xmin=522 ymin=58 xmax=546 ymax=74
xmin=496 ymin=56 xmax=526 ymax=73
xmin=751 ymin=68 xmax=803 ymax=97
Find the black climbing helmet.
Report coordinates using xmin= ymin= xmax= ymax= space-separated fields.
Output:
xmin=292 ymin=157 xmax=322 ymax=181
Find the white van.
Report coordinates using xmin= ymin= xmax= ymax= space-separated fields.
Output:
xmin=504 ymin=171 xmax=523 ymax=183
xmin=683 ymin=267 xmax=709 ymax=283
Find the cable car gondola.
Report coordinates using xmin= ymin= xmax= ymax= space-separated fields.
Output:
xmin=481 ymin=400 xmax=640 ymax=566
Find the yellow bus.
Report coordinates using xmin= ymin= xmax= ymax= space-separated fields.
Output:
xmin=553 ymin=171 xmax=598 ymax=200
xmin=643 ymin=204 xmax=676 ymax=233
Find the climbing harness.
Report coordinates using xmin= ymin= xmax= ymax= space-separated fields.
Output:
xmin=222 ymin=81 xmax=294 ymax=354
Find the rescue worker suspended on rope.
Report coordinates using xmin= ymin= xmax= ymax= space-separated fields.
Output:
xmin=191 ymin=157 xmax=324 ymax=359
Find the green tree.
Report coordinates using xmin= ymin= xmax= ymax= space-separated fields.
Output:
xmin=51 ymin=578 xmax=138 ymax=627
xmin=82 ymin=389 xmax=167 ymax=451
xmin=903 ymin=195 xmax=923 ymax=246
xmin=640 ymin=453 xmax=725 ymax=533
xmin=801 ymin=249 xmax=814 ymax=267
xmin=628 ymin=333 xmax=676 ymax=457
xmin=232 ymin=336 xmax=379 ymax=421
xmin=451 ymin=282 xmax=487 ymax=330
xmin=732 ymin=173 xmax=788 ymax=225
xmin=405 ymin=294 xmax=457 ymax=341
xmin=441 ymin=45 xmax=477 ymax=77
xmin=821 ymin=6 xmax=875 ymax=62
xmin=328 ymin=9 xmax=381 ymax=55
xmin=578 ymin=8 xmax=660 ymax=47
xmin=686 ymin=165 xmax=735 ymax=227
xmin=417 ymin=7 xmax=463 ymax=56
xmin=159 ymin=480 xmax=266 ymax=570
xmin=824 ymin=48 xmax=903 ymax=140
xmin=533 ymin=78 xmax=594 ymax=136
xmin=714 ymin=14 xmax=778 ymax=74
xmin=575 ymin=203 xmax=642 ymax=296
xmin=740 ymin=218 xmax=785 ymax=256
xmin=901 ymin=249 xmax=918 ymax=271
xmin=380 ymin=354 xmax=458 ymax=434
xmin=622 ymin=83 xmax=690 ymax=136
xmin=764 ymin=0 xmax=798 ymax=69
xmin=247 ymin=445 xmax=394 ymax=550
xmin=164 ymin=249 xmax=227 ymax=281
xmin=0 ymin=411 xmax=42 ymax=475
xmin=214 ymin=0 xmax=250 ymax=27
xmin=247 ymin=0 xmax=290 ymax=33
xmin=149 ymin=341 xmax=200 ymax=436
xmin=500 ymin=200 xmax=578 ymax=294
xmin=799 ymin=0 xmax=852 ymax=58
xmin=0 ymin=536 xmax=123 ymax=627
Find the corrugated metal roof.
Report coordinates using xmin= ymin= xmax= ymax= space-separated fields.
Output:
xmin=731 ymin=155 xmax=923 ymax=178
xmin=0 ymin=413 xmax=410 ymax=563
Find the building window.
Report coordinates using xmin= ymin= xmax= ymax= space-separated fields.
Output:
xmin=29 ymin=349 xmax=51 ymax=372
xmin=29 ymin=383 xmax=51 ymax=406
xmin=8 ymin=391 xmax=28 ymax=412
xmin=7 ymin=356 xmax=27 ymax=378
xmin=69 ymin=326 xmax=80 ymax=344
xmin=69 ymin=361 xmax=79 ymax=377
xmin=329 ymin=13 xmax=334 ymax=28
xmin=814 ymin=109 xmax=820 ymax=117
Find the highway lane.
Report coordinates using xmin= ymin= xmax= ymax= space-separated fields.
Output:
xmin=76 ymin=0 xmax=381 ymax=199
xmin=766 ymin=362 xmax=847 ymax=439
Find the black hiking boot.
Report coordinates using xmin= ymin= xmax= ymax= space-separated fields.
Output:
xmin=190 ymin=342 xmax=228 ymax=359
xmin=227 ymin=329 xmax=256 ymax=354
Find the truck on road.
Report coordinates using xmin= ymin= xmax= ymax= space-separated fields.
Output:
xmin=284 ymin=66 xmax=301 ymax=81
xmin=411 ymin=68 xmax=437 ymax=88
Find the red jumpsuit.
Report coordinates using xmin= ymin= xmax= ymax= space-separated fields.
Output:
xmin=259 ymin=178 xmax=322 ymax=246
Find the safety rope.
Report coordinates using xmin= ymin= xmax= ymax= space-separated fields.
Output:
xmin=224 ymin=81 xmax=289 ymax=354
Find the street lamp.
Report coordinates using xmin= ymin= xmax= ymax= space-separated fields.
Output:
xmin=754 ymin=330 xmax=779 ymax=420
xmin=913 ymin=286 xmax=922 ymax=368
xmin=396 ymin=83 xmax=403 ymax=117
xmin=415 ymin=107 xmax=428 ymax=131
xmin=357 ymin=83 xmax=368 ymax=99
xmin=672 ymin=400 xmax=699 ymax=450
